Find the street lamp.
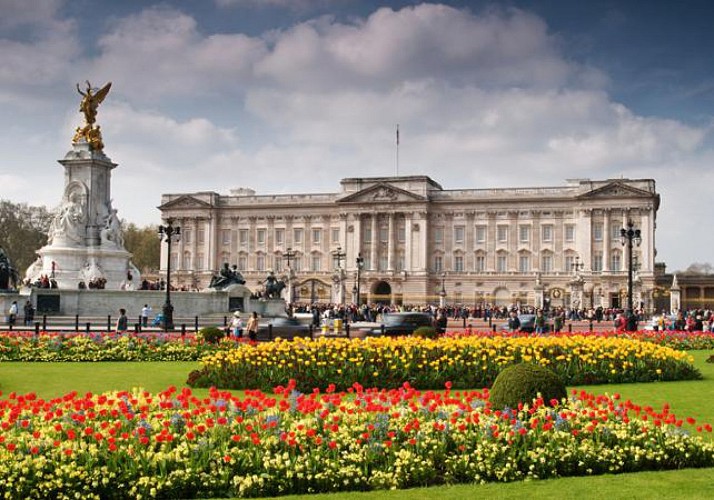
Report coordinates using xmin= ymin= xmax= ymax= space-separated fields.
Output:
xmin=439 ymin=272 xmax=447 ymax=308
xmin=332 ymin=246 xmax=347 ymax=305
xmin=355 ymin=253 xmax=364 ymax=305
xmin=158 ymin=219 xmax=181 ymax=331
xmin=620 ymin=220 xmax=642 ymax=331
xmin=283 ymin=247 xmax=297 ymax=303
xmin=571 ymin=256 xmax=584 ymax=275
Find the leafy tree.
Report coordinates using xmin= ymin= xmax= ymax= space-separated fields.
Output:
xmin=0 ymin=200 xmax=52 ymax=276
xmin=123 ymin=222 xmax=160 ymax=274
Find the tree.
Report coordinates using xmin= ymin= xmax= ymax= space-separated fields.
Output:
xmin=123 ymin=222 xmax=160 ymax=274
xmin=0 ymin=200 xmax=52 ymax=276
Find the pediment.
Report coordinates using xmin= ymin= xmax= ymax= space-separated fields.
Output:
xmin=577 ymin=181 xmax=652 ymax=200
xmin=158 ymin=195 xmax=213 ymax=210
xmin=337 ymin=182 xmax=427 ymax=203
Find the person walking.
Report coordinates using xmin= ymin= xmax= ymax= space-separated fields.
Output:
xmin=141 ymin=304 xmax=152 ymax=328
xmin=246 ymin=311 xmax=259 ymax=341
xmin=23 ymin=300 xmax=34 ymax=326
xmin=115 ymin=308 xmax=128 ymax=333
xmin=8 ymin=301 xmax=18 ymax=327
xmin=231 ymin=311 xmax=244 ymax=338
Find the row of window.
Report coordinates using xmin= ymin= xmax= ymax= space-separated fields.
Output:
xmin=434 ymin=252 xmax=632 ymax=273
xmin=186 ymin=220 xmax=637 ymax=249
xmin=174 ymin=249 xmax=636 ymax=275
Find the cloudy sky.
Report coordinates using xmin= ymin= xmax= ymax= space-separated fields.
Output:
xmin=1 ymin=0 xmax=713 ymax=272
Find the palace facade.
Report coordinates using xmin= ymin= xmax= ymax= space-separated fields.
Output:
xmin=158 ymin=175 xmax=660 ymax=310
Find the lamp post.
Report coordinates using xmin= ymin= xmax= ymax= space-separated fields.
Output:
xmin=332 ymin=246 xmax=347 ymax=305
xmin=355 ymin=253 xmax=364 ymax=305
xmin=158 ymin=219 xmax=181 ymax=331
xmin=571 ymin=256 xmax=584 ymax=275
xmin=620 ymin=220 xmax=642 ymax=331
xmin=283 ymin=247 xmax=297 ymax=303
xmin=439 ymin=272 xmax=447 ymax=308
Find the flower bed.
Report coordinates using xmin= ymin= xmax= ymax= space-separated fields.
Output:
xmin=448 ymin=329 xmax=714 ymax=350
xmin=0 ymin=383 xmax=711 ymax=498
xmin=0 ymin=332 xmax=229 ymax=362
xmin=188 ymin=336 xmax=701 ymax=392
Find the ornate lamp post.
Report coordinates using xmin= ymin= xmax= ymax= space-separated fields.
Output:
xmin=620 ymin=220 xmax=642 ymax=331
xmin=355 ymin=253 xmax=364 ymax=305
xmin=283 ymin=247 xmax=297 ymax=303
xmin=332 ymin=246 xmax=347 ymax=305
xmin=158 ymin=219 xmax=180 ymax=331
xmin=439 ymin=272 xmax=447 ymax=308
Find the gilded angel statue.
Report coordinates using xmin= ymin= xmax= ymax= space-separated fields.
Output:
xmin=77 ymin=81 xmax=111 ymax=126
xmin=73 ymin=81 xmax=111 ymax=151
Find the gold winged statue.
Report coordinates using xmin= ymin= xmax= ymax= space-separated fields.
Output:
xmin=72 ymin=81 xmax=111 ymax=151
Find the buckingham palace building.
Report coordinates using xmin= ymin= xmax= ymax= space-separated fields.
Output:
xmin=158 ymin=175 xmax=660 ymax=310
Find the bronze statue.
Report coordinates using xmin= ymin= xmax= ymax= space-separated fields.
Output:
xmin=208 ymin=263 xmax=246 ymax=289
xmin=73 ymin=81 xmax=111 ymax=151
xmin=0 ymin=247 xmax=19 ymax=290
xmin=263 ymin=271 xmax=286 ymax=299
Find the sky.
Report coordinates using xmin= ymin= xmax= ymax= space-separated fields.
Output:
xmin=1 ymin=0 xmax=713 ymax=273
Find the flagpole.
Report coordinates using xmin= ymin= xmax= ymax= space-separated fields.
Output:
xmin=396 ymin=124 xmax=400 ymax=176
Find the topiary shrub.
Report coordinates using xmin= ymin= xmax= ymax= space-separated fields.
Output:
xmin=412 ymin=326 xmax=438 ymax=339
xmin=197 ymin=326 xmax=225 ymax=344
xmin=489 ymin=363 xmax=567 ymax=410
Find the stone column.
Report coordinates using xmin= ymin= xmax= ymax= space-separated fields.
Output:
xmin=370 ymin=213 xmax=377 ymax=271
xmin=603 ymin=209 xmax=610 ymax=272
xmin=387 ymin=212 xmax=395 ymax=271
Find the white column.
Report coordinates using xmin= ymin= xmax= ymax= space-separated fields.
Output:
xmin=603 ymin=209 xmax=610 ymax=271
xmin=370 ymin=214 xmax=377 ymax=271
xmin=387 ymin=212 xmax=395 ymax=270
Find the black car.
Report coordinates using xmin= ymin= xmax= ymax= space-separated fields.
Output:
xmin=363 ymin=312 xmax=435 ymax=337
xmin=257 ymin=317 xmax=311 ymax=340
xmin=501 ymin=314 xmax=536 ymax=333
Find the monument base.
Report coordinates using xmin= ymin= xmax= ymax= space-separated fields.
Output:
xmin=27 ymin=244 xmax=139 ymax=291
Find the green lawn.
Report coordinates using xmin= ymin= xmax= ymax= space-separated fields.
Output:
xmin=1 ymin=351 xmax=713 ymax=499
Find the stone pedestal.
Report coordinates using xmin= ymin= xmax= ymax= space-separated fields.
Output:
xmin=25 ymin=141 xmax=139 ymax=290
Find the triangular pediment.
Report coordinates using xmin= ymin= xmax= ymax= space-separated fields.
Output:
xmin=158 ymin=195 xmax=213 ymax=210
xmin=577 ymin=181 xmax=653 ymax=200
xmin=337 ymin=182 xmax=427 ymax=203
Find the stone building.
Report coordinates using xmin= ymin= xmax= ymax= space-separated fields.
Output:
xmin=158 ymin=175 xmax=659 ymax=310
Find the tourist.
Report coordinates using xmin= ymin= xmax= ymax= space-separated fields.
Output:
xmin=507 ymin=310 xmax=520 ymax=332
xmin=23 ymin=300 xmax=34 ymax=326
xmin=7 ymin=301 xmax=18 ymax=326
xmin=246 ymin=311 xmax=259 ymax=341
xmin=534 ymin=309 xmax=546 ymax=334
xmin=115 ymin=308 xmax=128 ymax=333
xmin=231 ymin=311 xmax=244 ymax=338
xmin=141 ymin=304 xmax=152 ymax=327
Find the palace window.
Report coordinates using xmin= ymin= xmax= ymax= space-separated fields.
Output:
xmin=239 ymin=229 xmax=248 ymax=246
xmin=475 ymin=255 xmax=485 ymax=272
xmin=293 ymin=228 xmax=303 ymax=245
xmin=541 ymin=225 xmax=553 ymax=243
xmin=221 ymin=229 xmax=230 ymax=246
xmin=257 ymin=229 xmax=266 ymax=246
xmin=592 ymin=253 xmax=603 ymax=272
xmin=256 ymin=254 xmax=265 ymax=272
xmin=565 ymin=225 xmax=575 ymax=243
xmin=475 ymin=226 xmax=486 ymax=244
xmin=518 ymin=254 xmax=530 ymax=273
xmin=311 ymin=254 xmax=321 ymax=272
xmin=497 ymin=225 xmax=508 ymax=243
xmin=519 ymin=225 xmax=530 ymax=243
xmin=593 ymin=223 xmax=603 ymax=242
xmin=312 ymin=228 xmax=321 ymax=245
xmin=331 ymin=228 xmax=340 ymax=244
xmin=454 ymin=226 xmax=465 ymax=245
xmin=434 ymin=255 xmax=443 ymax=273
xmin=497 ymin=254 xmax=507 ymax=273
xmin=541 ymin=254 xmax=553 ymax=273
xmin=275 ymin=228 xmax=284 ymax=246
xmin=454 ymin=255 xmax=464 ymax=272
xmin=434 ymin=227 xmax=444 ymax=245
xmin=610 ymin=252 xmax=621 ymax=272
xmin=183 ymin=229 xmax=192 ymax=244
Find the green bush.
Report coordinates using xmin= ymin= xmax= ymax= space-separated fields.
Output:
xmin=196 ymin=326 xmax=225 ymax=344
xmin=489 ymin=363 xmax=567 ymax=410
xmin=412 ymin=326 xmax=438 ymax=339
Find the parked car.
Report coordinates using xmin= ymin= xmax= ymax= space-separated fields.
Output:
xmin=257 ymin=317 xmax=311 ymax=340
xmin=362 ymin=312 xmax=435 ymax=337
xmin=501 ymin=314 xmax=536 ymax=333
